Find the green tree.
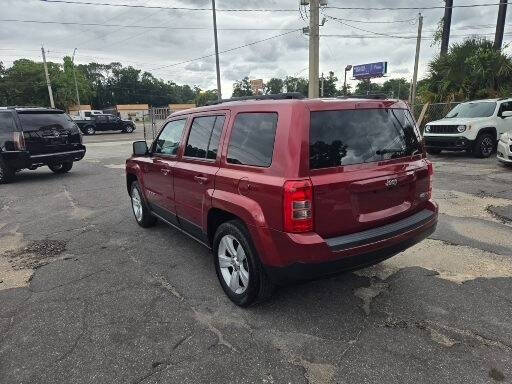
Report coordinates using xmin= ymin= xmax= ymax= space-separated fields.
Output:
xmin=355 ymin=79 xmax=382 ymax=95
xmin=420 ymin=38 xmax=512 ymax=103
xmin=232 ymin=77 xmax=253 ymax=97
xmin=265 ymin=78 xmax=284 ymax=94
xmin=320 ymin=71 xmax=338 ymax=97
xmin=381 ymin=78 xmax=410 ymax=100
xmin=284 ymin=76 xmax=309 ymax=96
xmin=196 ymin=89 xmax=218 ymax=106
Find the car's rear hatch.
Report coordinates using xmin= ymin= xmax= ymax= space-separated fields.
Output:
xmin=17 ymin=111 xmax=83 ymax=155
xmin=308 ymin=106 xmax=430 ymax=239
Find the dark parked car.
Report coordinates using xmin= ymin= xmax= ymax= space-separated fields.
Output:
xmin=125 ymin=93 xmax=438 ymax=306
xmin=75 ymin=114 xmax=136 ymax=135
xmin=0 ymin=107 xmax=85 ymax=183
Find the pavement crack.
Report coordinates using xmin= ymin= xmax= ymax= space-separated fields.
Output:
xmin=192 ymin=309 xmax=238 ymax=353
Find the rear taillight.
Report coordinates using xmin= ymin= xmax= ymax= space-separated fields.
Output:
xmin=427 ymin=161 xmax=434 ymax=199
xmin=283 ymin=179 xmax=313 ymax=233
xmin=13 ymin=132 xmax=25 ymax=151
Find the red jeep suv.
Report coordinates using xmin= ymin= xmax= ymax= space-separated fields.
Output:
xmin=126 ymin=93 xmax=437 ymax=306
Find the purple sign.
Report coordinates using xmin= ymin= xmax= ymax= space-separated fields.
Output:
xmin=353 ymin=62 xmax=388 ymax=79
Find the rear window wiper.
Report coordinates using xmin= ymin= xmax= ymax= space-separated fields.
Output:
xmin=375 ymin=148 xmax=405 ymax=155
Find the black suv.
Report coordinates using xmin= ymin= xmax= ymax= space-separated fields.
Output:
xmin=0 ymin=107 xmax=86 ymax=183
xmin=75 ymin=114 xmax=136 ymax=135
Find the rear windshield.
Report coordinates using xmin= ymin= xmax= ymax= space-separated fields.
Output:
xmin=310 ymin=109 xmax=422 ymax=169
xmin=18 ymin=113 xmax=77 ymax=131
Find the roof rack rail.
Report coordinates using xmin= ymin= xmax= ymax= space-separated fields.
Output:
xmin=337 ymin=94 xmax=388 ymax=100
xmin=206 ymin=92 xmax=304 ymax=106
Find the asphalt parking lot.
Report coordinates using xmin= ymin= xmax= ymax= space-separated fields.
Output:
xmin=1 ymin=130 xmax=512 ymax=384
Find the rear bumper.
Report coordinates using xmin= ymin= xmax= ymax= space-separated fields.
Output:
xmin=2 ymin=147 xmax=86 ymax=169
xmin=424 ymin=135 xmax=473 ymax=151
xmin=255 ymin=200 xmax=438 ymax=283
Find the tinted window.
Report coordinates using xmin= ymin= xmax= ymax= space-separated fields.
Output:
xmin=154 ymin=119 xmax=187 ymax=155
xmin=207 ymin=116 xmax=225 ymax=160
xmin=310 ymin=109 xmax=422 ymax=169
xmin=185 ymin=115 xmax=225 ymax=159
xmin=17 ymin=112 xmax=76 ymax=131
xmin=227 ymin=113 xmax=278 ymax=167
xmin=499 ymin=102 xmax=512 ymax=114
xmin=0 ymin=112 xmax=16 ymax=133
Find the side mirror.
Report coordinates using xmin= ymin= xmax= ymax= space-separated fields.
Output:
xmin=133 ymin=141 xmax=148 ymax=156
xmin=501 ymin=111 xmax=512 ymax=118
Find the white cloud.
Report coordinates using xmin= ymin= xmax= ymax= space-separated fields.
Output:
xmin=0 ymin=0 xmax=508 ymax=97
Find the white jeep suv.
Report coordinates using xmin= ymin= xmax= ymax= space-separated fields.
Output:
xmin=423 ymin=99 xmax=512 ymax=158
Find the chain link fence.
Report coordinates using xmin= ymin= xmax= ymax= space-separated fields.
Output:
xmin=414 ymin=102 xmax=461 ymax=133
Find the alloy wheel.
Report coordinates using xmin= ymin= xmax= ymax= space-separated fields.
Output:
xmin=481 ymin=137 xmax=493 ymax=157
xmin=218 ymin=234 xmax=249 ymax=294
xmin=131 ymin=187 xmax=143 ymax=222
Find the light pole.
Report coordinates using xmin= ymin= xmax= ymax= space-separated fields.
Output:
xmin=72 ymin=48 xmax=81 ymax=115
xmin=344 ymin=65 xmax=352 ymax=96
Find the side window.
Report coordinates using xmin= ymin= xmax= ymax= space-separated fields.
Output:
xmin=0 ymin=112 xmax=16 ymax=133
xmin=500 ymin=102 xmax=512 ymax=114
xmin=154 ymin=119 xmax=187 ymax=156
xmin=184 ymin=115 xmax=226 ymax=160
xmin=227 ymin=112 xmax=278 ymax=167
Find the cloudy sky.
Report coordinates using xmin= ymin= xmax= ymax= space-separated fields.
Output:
xmin=1 ymin=0 xmax=511 ymax=97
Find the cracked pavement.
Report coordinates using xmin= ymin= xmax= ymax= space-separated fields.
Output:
xmin=1 ymin=132 xmax=512 ymax=383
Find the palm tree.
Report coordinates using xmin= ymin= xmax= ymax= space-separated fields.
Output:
xmin=420 ymin=38 xmax=512 ymax=103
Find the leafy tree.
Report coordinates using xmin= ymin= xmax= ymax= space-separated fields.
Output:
xmin=420 ymin=38 xmax=512 ymax=102
xmin=232 ymin=77 xmax=253 ymax=97
xmin=265 ymin=78 xmax=284 ymax=94
xmin=284 ymin=76 xmax=309 ymax=96
xmin=354 ymin=79 xmax=382 ymax=95
xmin=196 ymin=90 xmax=218 ymax=106
xmin=381 ymin=78 xmax=410 ymax=100
xmin=320 ymin=71 xmax=338 ymax=97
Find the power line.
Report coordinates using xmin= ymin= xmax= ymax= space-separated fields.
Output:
xmin=40 ymin=0 xmax=297 ymax=12
xmin=322 ymin=13 xmax=415 ymax=39
xmin=149 ymin=29 xmax=301 ymax=71
xmin=325 ymin=3 xmax=504 ymax=11
xmin=0 ymin=18 xmax=296 ymax=31
xmin=324 ymin=16 xmax=417 ymax=24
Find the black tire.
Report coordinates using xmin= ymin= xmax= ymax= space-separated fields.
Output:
xmin=0 ymin=157 xmax=15 ymax=184
xmin=84 ymin=125 xmax=95 ymax=135
xmin=427 ymin=148 xmax=442 ymax=155
xmin=130 ymin=181 xmax=156 ymax=228
xmin=48 ymin=161 xmax=73 ymax=174
xmin=473 ymin=133 xmax=495 ymax=158
xmin=213 ymin=220 xmax=275 ymax=307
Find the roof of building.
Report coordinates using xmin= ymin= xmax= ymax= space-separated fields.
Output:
xmin=116 ymin=104 xmax=149 ymax=110
xmin=69 ymin=104 xmax=92 ymax=111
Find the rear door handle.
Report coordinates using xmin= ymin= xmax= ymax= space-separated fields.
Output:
xmin=160 ymin=168 xmax=170 ymax=176
xmin=194 ymin=175 xmax=209 ymax=184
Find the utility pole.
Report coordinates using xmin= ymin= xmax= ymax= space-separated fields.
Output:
xmin=344 ymin=65 xmax=352 ymax=96
xmin=308 ymin=0 xmax=320 ymax=98
xmin=41 ymin=46 xmax=55 ymax=108
xmin=72 ymin=48 xmax=81 ymax=115
xmin=494 ymin=0 xmax=508 ymax=50
xmin=440 ymin=0 xmax=453 ymax=55
xmin=411 ymin=13 xmax=423 ymax=108
xmin=320 ymin=72 xmax=324 ymax=97
xmin=211 ymin=0 xmax=222 ymax=100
